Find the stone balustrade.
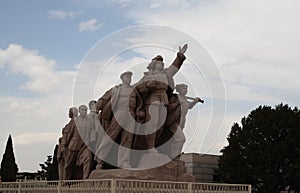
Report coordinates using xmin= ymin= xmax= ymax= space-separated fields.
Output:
xmin=0 ymin=179 xmax=251 ymax=193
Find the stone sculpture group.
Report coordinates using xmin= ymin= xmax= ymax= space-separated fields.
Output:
xmin=56 ymin=44 xmax=204 ymax=181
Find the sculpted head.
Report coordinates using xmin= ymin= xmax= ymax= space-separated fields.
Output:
xmin=176 ymin=84 xmax=188 ymax=96
xmin=69 ymin=107 xmax=78 ymax=118
xmin=151 ymin=55 xmax=164 ymax=71
xmin=88 ymin=100 xmax=97 ymax=112
xmin=120 ymin=71 xmax=132 ymax=85
xmin=78 ymin=105 xmax=88 ymax=117
xmin=152 ymin=55 xmax=164 ymax=71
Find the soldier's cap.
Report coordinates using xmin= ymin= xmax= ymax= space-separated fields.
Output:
xmin=152 ymin=55 xmax=163 ymax=62
xmin=120 ymin=71 xmax=133 ymax=79
xmin=175 ymin=84 xmax=188 ymax=91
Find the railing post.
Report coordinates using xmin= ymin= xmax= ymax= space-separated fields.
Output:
xmin=58 ymin=180 xmax=61 ymax=193
xmin=188 ymin=182 xmax=192 ymax=193
xmin=18 ymin=182 xmax=21 ymax=193
xmin=248 ymin=185 xmax=251 ymax=193
xmin=111 ymin=179 xmax=116 ymax=193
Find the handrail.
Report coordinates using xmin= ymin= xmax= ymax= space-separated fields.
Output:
xmin=0 ymin=178 xmax=251 ymax=193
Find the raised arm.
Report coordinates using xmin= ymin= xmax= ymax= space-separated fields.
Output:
xmin=166 ymin=44 xmax=188 ymax=77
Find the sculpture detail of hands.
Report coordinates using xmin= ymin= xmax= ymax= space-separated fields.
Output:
xmin=179 ymin=44 xmax=188 ymax=54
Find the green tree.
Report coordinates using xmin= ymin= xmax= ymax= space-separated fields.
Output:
xmin=0 ymin=135 xmax=19 ymax=182
xmin=38 ymin=145 xmax=59 ymax=181
xmin=48 ymin=145 xmax=59 ymax=181
xmin=38 ymin=155 xmax=53 ymax=180
xmin=218 ymin=104 xmax=300 ymax=193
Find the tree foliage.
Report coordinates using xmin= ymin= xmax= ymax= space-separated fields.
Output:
xmin=38 ymin=145 xmax=59 ymax=181
xmin=0 ymin=135 xmax=19 ymax=182
xmin=48 ymin=145 xmax=59 ymax=181
xmin=218 ymin=104 xmax=300 ymax=193
xmin=38 ymin=155 xmax=52 ymax=180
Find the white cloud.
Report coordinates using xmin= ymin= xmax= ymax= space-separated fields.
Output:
xmin=0 ymin=95 xmax=74 ymax=171
xmin=48 ymin=9 xmax=83 ymax=19
xmin=14 ymin=133 xmax=60 ymax=146
xmin=79 ymin=19 xmax=103 ymax=32
xmin=123 ymin=0 xmax=300 ymax=104
xmin=106 ymin=0 xmax=300 ymax=153
xmin=13 ymin=132 xmax=61 ymax=172
xmin=116 ymin=0 xmax=132 ymax=8
xmin=0 ymin=44 xmax=79 ymax=171
xmin=0 ymin=44 xmax=76 ymax=94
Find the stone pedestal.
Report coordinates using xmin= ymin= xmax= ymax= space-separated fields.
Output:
xmin=89 ymin=159 xmax=195 ymax=182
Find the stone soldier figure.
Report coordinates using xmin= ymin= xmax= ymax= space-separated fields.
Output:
xmin=164 ymin=84 xmax=203 ymax=158
xmin=74 ymin=105 xmax=94 ymax=179
xmin=88 ymin=100 xmax=101 ymax=151
xmin=57 ymin=107 xmax=78 ymax=180
xmin=95 ymin=71 xmax=143 ymax=169
xmin=62 ymin=105 xmax=94 ymax=180
xmin=57 ymin=137 xmax=64 ymax=180
xmin=136 ymin=44 xmax=188 ymax=150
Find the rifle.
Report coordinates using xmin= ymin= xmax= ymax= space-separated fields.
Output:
xmin=185 ymin=96 xmax=204 ymax=103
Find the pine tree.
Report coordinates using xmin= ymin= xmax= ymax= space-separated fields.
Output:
xmin=0 ymin=135 xmax=19 ymax=182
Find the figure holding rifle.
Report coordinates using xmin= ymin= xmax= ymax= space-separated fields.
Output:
xmin=162 ymin=83 xmax=204 ymax=159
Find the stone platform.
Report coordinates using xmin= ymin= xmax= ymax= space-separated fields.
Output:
xmin=89 ymin=159 xmax=195 ymax=182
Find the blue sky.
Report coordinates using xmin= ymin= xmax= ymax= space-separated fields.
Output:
xmin=1 ymin=0 xmax=300 ymax=172
xmin=0 ymin=0 xmax=134 ymax=68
